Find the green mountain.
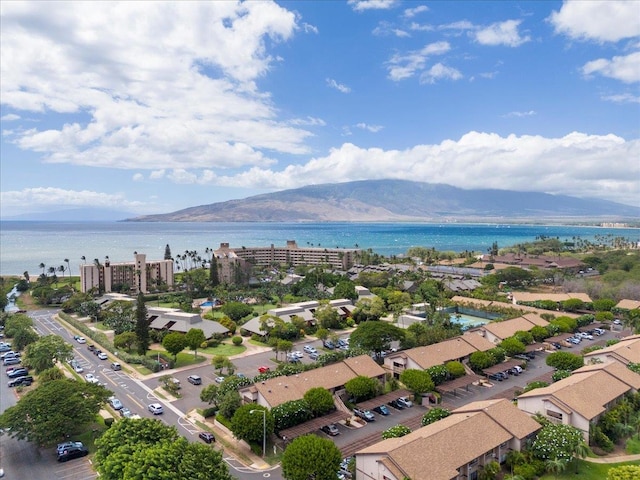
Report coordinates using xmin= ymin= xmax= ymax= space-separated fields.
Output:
xmin=126 ymin=180 xmax=640 ymax=222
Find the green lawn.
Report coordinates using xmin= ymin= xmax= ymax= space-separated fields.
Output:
xmin=200 ymin=343 xmax=246 ymax=356
xmin=538 ymin=459 xmax=640 ymax=479
xmin=148 ymin=349 xmax=208 ymax=367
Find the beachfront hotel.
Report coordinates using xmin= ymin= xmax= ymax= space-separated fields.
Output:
xmin=79 ymin=253 xmax=174 ymax=294
xmin=214 ymin=240 xmax=359 ymax=275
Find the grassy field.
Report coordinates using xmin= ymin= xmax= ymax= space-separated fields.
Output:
xmin=200 ymin=343 xmax=246 ymax=356
xmin=626 ymin=436 xmax=640 ymax=454
xmin=538 ymin=458 xmax=640 ymax=479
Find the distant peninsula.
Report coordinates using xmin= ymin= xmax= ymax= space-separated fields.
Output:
xmin=125 ymin=180 xmax=640 ymax=223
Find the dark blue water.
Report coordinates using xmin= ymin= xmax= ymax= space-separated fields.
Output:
xmin=1 ymin=221 xmax=638 ymax=276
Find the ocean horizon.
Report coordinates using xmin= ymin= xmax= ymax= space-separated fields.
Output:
xmin=1 ymin=220 xmax=638 ymax=277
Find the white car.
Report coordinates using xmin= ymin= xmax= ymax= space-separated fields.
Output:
xmin=97 ymin=352 xmax=108 ymax=360
xmin=74 ymin=364 xmax=84 ymax=373
xmin=303 ymin=345 xmax=317 ymax=354
xmin=148 ymin=403 xmax=163 ymax=415
xmin=292 ymin=351 xmax=304 ymax=359
xmin=75 ymin=336 xmax=86 ymax=344
xmin=397 ymin=396 xmax=413 ymax=408
xmin=85 ymin=374 xmax=99 ymax=384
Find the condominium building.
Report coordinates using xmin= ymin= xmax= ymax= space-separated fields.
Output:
xmin=215 ymin=240 xmax=359 ymax=271
xmin=79 ymin=253 xmax=174 ymax=294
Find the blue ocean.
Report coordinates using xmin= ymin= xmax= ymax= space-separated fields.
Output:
xmin=0 ymin=221 xmax=638 ymax=277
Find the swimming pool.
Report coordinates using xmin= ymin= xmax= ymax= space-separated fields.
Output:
xmin=200 ymin=301 xmax=213 ymax=307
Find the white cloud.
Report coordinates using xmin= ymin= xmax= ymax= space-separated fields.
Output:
xmin=387 ymin=41 xmax=451 ymax=81
xmin=326 ymin=78 xmax=352 ymax=93
xmin=503 ymin=110 xmax=536 ymax=118
xmin=419 ymin=63 xmax=463 ymax=84
xmin=288 ymin=116 xmax=326 ymax=126
xmin=438 ymin=20 xmax=475 ymax=32
xmin=601 ymin=93 xmax=640 ymax=104
xmin=0 ymin=2 xmax=309 ymax=171
xmin=195 ymin=131 xmax=639 ymax=206
xmin=355 ymin=123 xmax=384 ymax=133
xmin=549 ymin=1 xmax=640 ymax=43
xmin=348 ymin=0 xmax=398 ymax=12
xmin=302 ymin=22 xmax=318 ymax=34
xmin=409 ymin=22 xmax=434 ymax=32
xmin=0 ymin=187 xmax=145 ymax=210
xmin=475 ymin=20 xmax=530 ymax=47
xmin=132 ymin=173 xmax=144 ymax=182
xmin=1 ymin=114 xmax=20 ymax=121
xmin=149 ymin=170 xmax=166 ymax=180
xmin=373 ymin=22 xmax=410 ymax=37
xmin=582 ymin=52 xmax=640 ymax=83
xmin=403 ymin=5 xmax=428 ymax=18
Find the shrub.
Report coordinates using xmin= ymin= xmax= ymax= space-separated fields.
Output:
xmin=104 ymin=417 xmax=115 ymax=427
xmin=231 ymin=336 xmax=243 ymax=346
xmin=552 ymin=370 xmax=572 ymax=382
xmin=592 ymin=426 xmax=615 ymax=452
xmin=427 ymin=365 xmax=449 ymax=385
xmin=522 ymin=381 xmax=549 ymax=393
xmin=202 ymin=407 xmax=217 ymax=418
xmin=546 ymin=351 xmax=584 ymax=371
xmin=444 ymin=361 xmax=465 ymax=378
xmin=513 ymin=463 xmax=538 ymax=480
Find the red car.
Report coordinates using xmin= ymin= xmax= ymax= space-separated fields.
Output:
xmin=258 ymin=366 xmax=270 ymax=373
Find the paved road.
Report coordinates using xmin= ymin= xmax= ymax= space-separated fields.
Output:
xmin=1 ymin=309 xmax=282 ymax=480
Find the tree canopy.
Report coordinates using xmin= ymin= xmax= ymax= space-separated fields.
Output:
xmin=400 ymin=369 xmax=435 ymax=395
xmin=303 ymin=387 xmax=335 ymax=417
xmin=345 ymin=375 xmax=380 ymax=402
xmin=349 ymin=321 xmax=404 ymax=357
xmin=162 ymin=332 xmax=187 ymax=360
xmin=230 ymin=404 xmax=274 ymax=446
xmin=282 ymin=434 xmax=342 ymax=480
xmin=0 ymin=379 xmax=110 ymax=445
xmin=94 ymin=418 xmax=232 ymax=480
xmin=184 ymin=328 xmax=206 ymax=357
xmin=23 ymin=334 xmax=74 ymax=373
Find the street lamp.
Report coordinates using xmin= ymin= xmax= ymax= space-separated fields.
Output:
xmin=250 ymin=409 xmax=266 ymax=457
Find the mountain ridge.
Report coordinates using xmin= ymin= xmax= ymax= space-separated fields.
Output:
xmin=125 ymin=180 xmax=640 ymax=223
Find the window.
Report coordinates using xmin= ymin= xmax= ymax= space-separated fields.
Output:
xmin=546 ymin=410 xmax=562 ymax=420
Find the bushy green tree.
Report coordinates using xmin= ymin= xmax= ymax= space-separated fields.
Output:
xmin=350 ymin=321 xmax=404 ymax=357
xmin=23 ymin=334 xmax=73 ymax=373
xmin=0 ymin=379 xmax=110 ymax=445
xmin=546 ymin=351 xmax=584 ymax=371
xmin=400 ymin=369 xmax=434 ymax=395
xmin=469 ymin=351 xmax=495 ymax=371
xmin=162 ymin=332 xmax=187 ymax=360
xmin=184 ymin=328 xmax=206 ymax=357
xmin=499 ymin=337 xmax=526 ymax=357
xmin=230 ymin=404 xmax=274 ymax=446
xmin=303 ymin=387 xmax=335 ymax=417
xmin=345 ymin=376 xmax=380 ymax=402
xmin=114 ymin=331 xmax=138 ymax=352
xmin=221 ymin=302 xmax=253 ymax=321
xmin=282 ymin=434 xmax=341 ymax=480
xmin=11 ymin=326 xmax=39 ymax=351
xmin=272 ymin=400 xmax=312 ymax=431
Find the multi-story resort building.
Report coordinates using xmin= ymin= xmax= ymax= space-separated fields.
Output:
xmin=79 ymin=253 xmax=174 ymax=294
xmin=212 ymin=241 xmax=359 ymax=284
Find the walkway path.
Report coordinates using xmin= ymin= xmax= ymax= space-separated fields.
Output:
xmin=584 ymin=453 xmax=640 ymax=464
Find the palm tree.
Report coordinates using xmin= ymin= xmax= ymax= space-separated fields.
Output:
xmin=545 ymin=458 xmax=567 ymax=479
xmin=64 ymin=258 xmax=70 ymax=279
xmin=81 ymin=255 xmax=86 ymax=264
xmin=39 ymin=262 xmax=46 ymax=275
xmin=23 ymin=271 xmax=30 ymax=282
xmin=572 ymin=441 xmax=590 ymax=473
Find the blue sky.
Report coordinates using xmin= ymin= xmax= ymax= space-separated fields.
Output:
xmin=1 ymin=0 xmax=639 ymax=217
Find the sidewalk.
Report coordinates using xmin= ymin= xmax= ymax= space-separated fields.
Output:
xmin=584 ymin=453 xmax=640 ymax=463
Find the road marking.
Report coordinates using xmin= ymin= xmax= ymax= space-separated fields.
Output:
xmin=126 ymin=393 xmax=144 ymax=409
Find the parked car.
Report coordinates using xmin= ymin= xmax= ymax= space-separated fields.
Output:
xmin=488 ymin=373 xmax=503 ymax=382
xmin=373 ymin=405 xmax=390 ymax=416
xmin=7 ymin=368 xmax=29 ymax=379
xmin=594 ymin=328 xmax=605 ymax=336
xmin=303 ymin=345 xmax=318 ymax=354
xmin=119 ymin=407 xmax=133 ymax=418
xmin=111 ymin=362 xmax=121 ymax=371
xmin=87 ymin=345 xmax=96 ymax=352
xmin=286 ymin=354 xmax=301 ymax=363
xmin=3 ymin=357 xmax=21 ymax=366
xmin=8 ymin=375 xmax=33 ymax=387
xmin=199 ymin=432 xmax=215 ymax=444
xmin=323 ymin=340 xmax=335 ymax=350
xmin=397 ymin=396 xmax=413 ymax=408
xmin=97 ymin=351 xmax=108 ymax=360
xmin=258 ymin=365 xmax=271 ymax=373
xmin=214 ymin=376 xmax=225 ymax=384
xmin=187 ymin=375 xmax=202 ymax=385
xmin=388 ymin=399 xmax=404 ymax=410
xmin=74 ymin=364 xmax=84 ymax=373
xmin=1 ymin=351 xmax=20 ymax=359
xmin=353 ymin=408 xmax=375 ymax=422
xmin=85 ymin=373 xmax=100 ymax=384
xmin=108 ymin=397 xmax=123 ymax=410
xmin=148 ymin=403 xmax=164 ymax=415
xmin=57 ymin=443 xmax=89 ymax=462
xmin=309 ymin=352 xmax=319 ymax=360
xmin=321 ymin=424 xmax=340 ymax=436
xmin=57 ymin=441 xmax=83 ymax=454
xmin=292 ymin=351 xmax=304 ymax=359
